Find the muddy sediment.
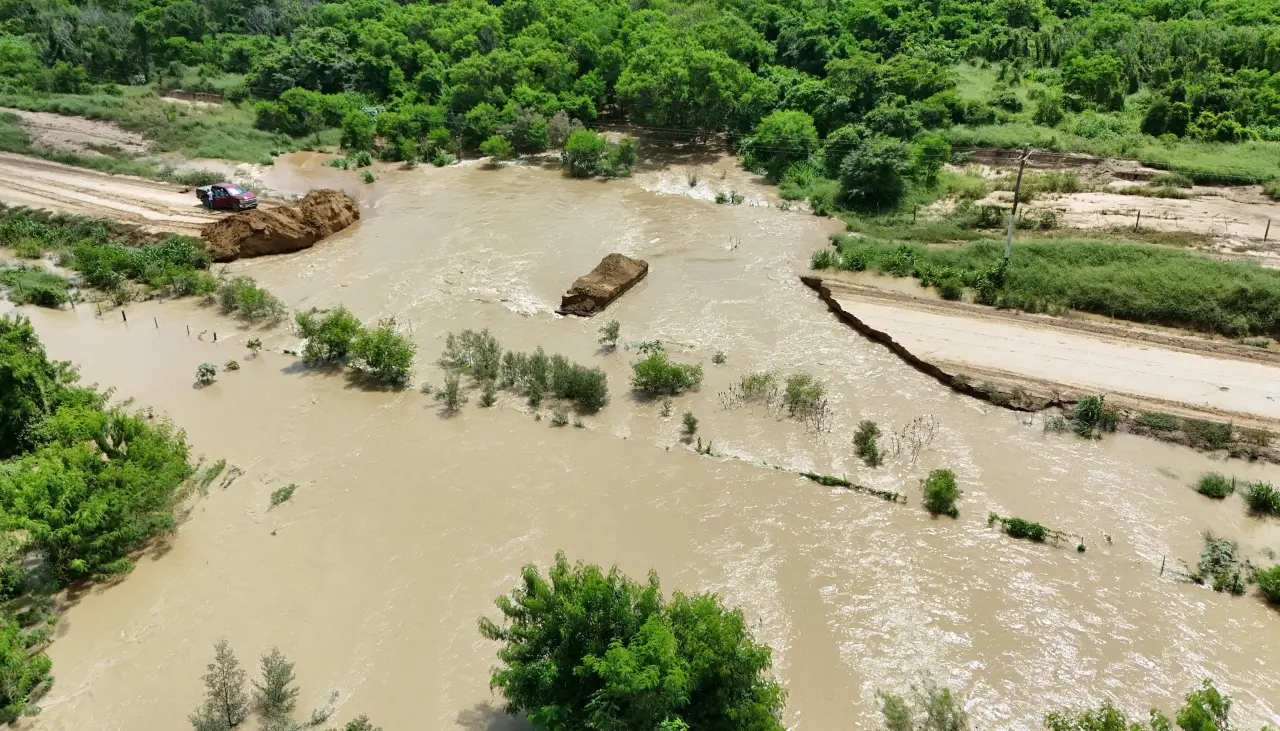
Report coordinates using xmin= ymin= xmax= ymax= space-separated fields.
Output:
xmin=558 ymin=252 xmax=648 ymax=316
xmin=201 ymin=189 xmax=358 ymax=261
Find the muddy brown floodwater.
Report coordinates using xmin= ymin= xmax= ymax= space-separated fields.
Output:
xmin=15 ymin=154 xmax=1280 ymax=731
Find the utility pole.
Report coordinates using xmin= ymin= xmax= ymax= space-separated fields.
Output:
xmin=1004 ymin=147 xmax=1032 ymax=262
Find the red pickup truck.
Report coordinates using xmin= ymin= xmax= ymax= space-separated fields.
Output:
xmin=196 ymin=183 xmax=259 ymax=211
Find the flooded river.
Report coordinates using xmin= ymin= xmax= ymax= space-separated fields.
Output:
xmin=17 ymin=154 xmax=1280 ymax=730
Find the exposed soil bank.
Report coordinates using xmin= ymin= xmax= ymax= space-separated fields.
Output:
xmin=201 ymin=189 xmax=359 ymax=261
xmin=0 ymin=107 xmax=150 ymax=156
xmin=803 ymin=275 xmax=1280 ymax=461
xmin=558 ymin=252 xmax=648 ymax=316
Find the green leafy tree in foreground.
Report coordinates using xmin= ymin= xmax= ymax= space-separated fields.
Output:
xmin=190 ymin=638 xmax=249 ymax=731
xmin=479 ymin=552 xmax=785 ymax=731
xmin=839 ymin=134 xmax=911 ymax=209
xmin=0 ymin=619 xmax=52 ymax=723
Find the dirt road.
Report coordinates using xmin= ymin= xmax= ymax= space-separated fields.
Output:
xmin=0 ymin=152 xmax=219 ymax=235
xmin=813 ymin=274 xmax=1280 ymax=428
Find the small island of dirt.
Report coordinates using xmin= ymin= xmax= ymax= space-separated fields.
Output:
xmin=558 ymin=253 xmax=649 ymax=316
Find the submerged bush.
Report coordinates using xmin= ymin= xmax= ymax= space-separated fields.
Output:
xmin=682 ymin=410 xmax=698 ymax=438
xmin=217 ymin=276 xmax=286 ymax=323
xmin=0 ymin=266 xmax=71 ymax=307
xmin=1071 ymin=395 xmax=1117 ymax=437
xmin=350 ymin=318 xmax=416 ymax=386
xmin=440 ymin=329 xmax=502 ymax=382
xmin=296 ymin=306 xmax=362 ymax=364
xmin=1243 ymin=481 xmax=1280 ymax=515
xmin=1258 ymin=564 xmax=1280 ymax=604
xmin=854 ymin=420 xmax=882 ymax=467
xmin=922 ymin=468 xmax=961 ymax=518
xmin=631 ymin=346 xmax=703 ymax=396
xmin=1194 ymin=473 xmax=1236 ymax=499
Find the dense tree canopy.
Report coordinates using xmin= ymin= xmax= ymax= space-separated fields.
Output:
xmin=478 ymin=552 xmax=785 ymax=731
xmin=7 ymin=0 xmax=1280 ymax=153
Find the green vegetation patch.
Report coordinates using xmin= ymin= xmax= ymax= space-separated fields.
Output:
xmin=479 ymin=552 xmax=785 ymax=731
xmin=0 ymin=265 xmax=71 ymax=307
xmin=921 ymin=468 xmax=961 ymax=518
xmin=817 ymin=236 xmax=1280 ymax=338
xmin=1194 ymin=473 xmax=1237 ymax=499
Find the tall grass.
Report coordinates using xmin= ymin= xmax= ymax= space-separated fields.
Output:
xmin=817 ymin=235 xmax=1280 ymax=337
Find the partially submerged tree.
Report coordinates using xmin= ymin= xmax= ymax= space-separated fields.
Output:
xmin=190 ymin=638 xmax=249 ymax=731
xmin=252 ymin=647 xmax=299 ymax=727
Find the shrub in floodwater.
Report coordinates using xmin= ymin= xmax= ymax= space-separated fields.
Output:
xmin=440 ymin=329 xmax=502 ymax=382
xmin=438 ymin=373 xmax=467 ymax=413
xmin=196 ymin=363 xmax=217 ymax=385
xmin=719 ymin=371 xmax=778 ymax=408
xmin=1071 ymin=394 xmax=1116 ymax=437
xmin=1135 ymin=411 xmax=1179 ymax=431
xmin=1043 ymin=414 xmax=1069 ymax=433
xmin=217 ymin=276 xmax=286 ymax=323
xmin=682 ymin=410 xmax=698 ymax=439
xmin=479 ymin=380 xmax=497 ymax=407
xmin=296 ymin=306 xmax=362 ymax=364
xmin=597 ymin=319 xmax=620 ymax=349
xmin=0 ymin=265 xmax=72 ymax=307
xmin=659 ymin=397 xmax=673 ymax=417
xmin=854 ymin=420 xmax=882 ymax=467
xmin=269 ymin=484 xmax=297 ymax=507
xmin=361 ymin=170 xmax=375 ymax=183
xmin=1195 ymin=535 xmax=1249 ymax=595
xmin=550 ymin=406 xmax=570 ymax=426
xmin=783 ymin=373 xmax=823 ymax=415
xmin=1258 ymin=564 xmax=1280 ymax=604
xmin=712 ymin=350 xmax=726 ymax=364
xmin=1243 ymin=481 xmax=1280 ymax=515
xmin=548 ymin=354 xmax=609 ymax=412
xmin=631 ymin=346 xmax=703 ymax=396
xmin=246 ymin=338 xmax=263 ymax=356
xmin=1195 ymin=472 xmax=1236 ymax=499
xmin=1005 ymin=517 xmax=1047 ymax=541
xmin=224 ymin=359 xmax=240 ymax=371
xmin=922 ymin=468 xmax=961 ymax=518
xmin=351 ymin=318 xmax=416 ymax=386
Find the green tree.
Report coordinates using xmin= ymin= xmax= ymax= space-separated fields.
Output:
xmin=1176 ymin=680 xmax=1231 ymax=731
xmin=682 ymin=410 xmax=698 ymax=438
xmin=340 ymin=111 xmax=375 ymax=151
xmin=750 ymin=110 xmax=819 ymax=183
xmin=190 ymin=639 xmax=249 ymax=731
xmin=478 ymin=552 xmax=785 ymax=731
xmin=0 ymin=315 xmax=99 ymax=460
xmin=0 ymin=619 xmax=51 ymax=723
xmin=350 ymin=318 xmax=416 ymax=386
xmin=0 ymin=408 xmax=194 ymax=581
xmin=877 ymin=679 xmax=968 ymax=731
xmin=1044 ymin=699 xmax=1171 ymax=731
xmin=911 ymin=135 xmax=950 ymax=186
xmin=296 ymin=306 xmax=363 ymax=364
xmin=479 ymin=134 xmax=516 ymax=162
xmin=1061 ymin=54 xmax=1126 ymax=111
xmin=252 ymin=647 xmax=299 ymax=727
xmin=839 ymin=135 xmax=911 ymax=209
xmin=564 ymin=129 xmax=608 ymax=178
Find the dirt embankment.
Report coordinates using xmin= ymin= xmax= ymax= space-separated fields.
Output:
xmin=558 ymin=253 xmax=649 ymax=316
xmin=803 ymin=274 xmax=1280 ymax=461
xmin=201 ymin=189 xmax=359 ymax=262
xmin=0 ymin=107 xmax=150 ymax=156
xmin=0 ymin=152 xmax=218 ymax=235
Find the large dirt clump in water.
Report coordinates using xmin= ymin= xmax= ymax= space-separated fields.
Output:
xmin=202 ymin=189 xmax=359 ymax=262
xmin=558 ymin=253 xmax=649 ymax=316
